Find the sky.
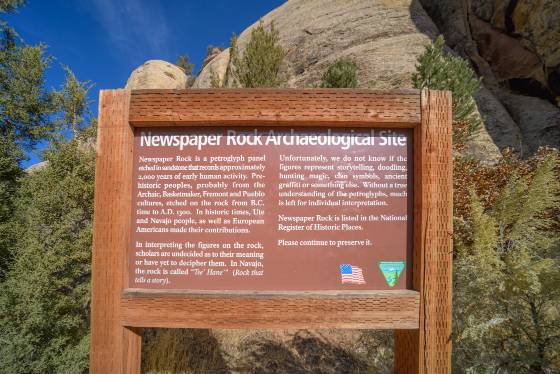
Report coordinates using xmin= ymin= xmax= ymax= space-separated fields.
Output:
xmin=4 ymin=0 xmax=286 ymax=166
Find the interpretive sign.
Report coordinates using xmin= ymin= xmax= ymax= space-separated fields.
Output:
xmin=131 ymin=127 xmax=412 ymax=290
xmin=90 ymin=89 xmax=453 ymax=374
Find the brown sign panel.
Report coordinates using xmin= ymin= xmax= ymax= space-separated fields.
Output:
xmin=130 ymin=127 xmax=412 ymax=290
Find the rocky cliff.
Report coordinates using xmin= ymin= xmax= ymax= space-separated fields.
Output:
xmin=194 ymin=0 xmax=439 ymax=91
xmin=419 ymin=0 xmax=559 ymax=157
xmin=127 ymin=0 xmax=558 ymax=161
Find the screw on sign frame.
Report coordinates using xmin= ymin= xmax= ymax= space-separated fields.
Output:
xmin=90 ymin=89 xmax=452 ymax=373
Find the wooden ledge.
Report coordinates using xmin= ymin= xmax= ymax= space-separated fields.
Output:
xmin=121 ymin=289 xmax=420 ymax=329
xmin=126 ymin=89 xmax=422 ymax=127
xmin=123 ymin=288 xmax=419 ymax=298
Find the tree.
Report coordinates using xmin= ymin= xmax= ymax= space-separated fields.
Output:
xmin=54 ymin=66 xmax=93 ymax=137
xmin=413 ymin=34 xmax=560 ymax=372
xmin=0 ymin=136 xmax=22 ymax=278
xmin=0 ymin=1 xmax=54 ymax=275
xmin=0 ymin=65 xmax=95 ymax=373
xmin=176 ymin=54 xmax=196 ymax=88
xmin=0 ymin=135 xmax=96 ymax=374
xmin=0 ymin=27 xmax=54 ymax=147
xmin=229 ymin=20 xmax=286 ymax=88
xmin=176 ymin=53 xmax=194 ymax=76
xmin=319 ymin=58 xmax=358 ymax=88
xmin=0 ymin=0 xmax=25 ymax=13
xmin=412 ymin=36 xmax=481 ymax=145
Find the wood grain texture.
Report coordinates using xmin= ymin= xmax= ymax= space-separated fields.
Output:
xmin=90 ymin=90 xmax=136 ymax=373
xmin=120 ymin=290 xmax=420 ymax=329
xmin=122 ymin=327 xmax=142 ymax=374
xmin=128 ymin=89 xmax=421 ymax=126
xmin=123 ymin=288 xmax=417 ymax=298
xmin=394 ymin=90 xmax=453 ymax=373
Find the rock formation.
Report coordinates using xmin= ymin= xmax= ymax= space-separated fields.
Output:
xmin=188 ymin=0 xmax=560 ymax=160
xmin=126 ymin=60 xmax=188 ymax=90
xmin=419 ymin=0 xmax=560 ymax=157
xmin=195 ymin=0 xmax=440 ymax=90
xmin=126 ymin=1 xmax=560 ymax=160
xmin=192 ymin=49 xmax=230 ymax=89
xmin=192 ymin=0 xmax=507 ymax=160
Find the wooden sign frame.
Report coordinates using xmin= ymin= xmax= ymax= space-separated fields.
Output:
xmin=90 ymin=89 xmax=452 ymax=373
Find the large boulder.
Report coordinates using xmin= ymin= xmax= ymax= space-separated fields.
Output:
xmin=422 ymin=0 xmax=560 ymax=97
xmin=419 ymin=0 xmax=560 ymax=155
xmin=463 ymin=87 xmax=517 ymax=164
xmin=126 ymin=60 xmax=188 ymax=90
xmin=473 ymin=87 xmax=522 ymax=151
xmin=195 ymin=0 xmax=440 ymax=90
xmin=25 ymin=161 xmax=48 ymax=173
xmin=474 ymin=0 xmax=560 ymax=78
xmin=497 ymin=93 xmax=560 ymax=155
xmin=192 ymin=49 xmax=230 ymax=88
xmin=193 ymin=0 xmax=510 ymax=162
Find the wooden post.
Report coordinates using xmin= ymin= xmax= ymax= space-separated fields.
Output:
xmin=90 ymin=89 xmax=141 ymax=374
xmin=394 ymin=89 xmax=453 ymax=373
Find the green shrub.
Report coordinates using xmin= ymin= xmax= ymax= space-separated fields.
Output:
xmin=176 ymin=54 xmax=194 ymax=76
xmin=176 ymin=54 xmax=196 ymax=87
xmin=453 ymin=149 xmax=560 ymax=372
xmin=412 ymin=35 xmax=481 ymax=145
xmin=320 ymin=58 xmax=358 ymax=88
xmin=0 ymin=135 xmax=22 ymax=278
xmin=0 ymin=66 xmax=94 ymax=374
xmin=54 ymin=66 xmax=93 ymax=137
xmin=209 ymin=67 xmax=222 ymax=88
xmin=229 ymin=20 xmax=286 ymax=88
xmin=0 ymin=9 xmax=56 ymax=276
xmin=0 ymin=136 xmax=95 ymax=374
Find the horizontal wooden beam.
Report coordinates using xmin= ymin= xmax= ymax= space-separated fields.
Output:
xmin=121 ymin=289 xmax=420 ymax=329
xmin=128 ymin=89 xmax=421 ymax=126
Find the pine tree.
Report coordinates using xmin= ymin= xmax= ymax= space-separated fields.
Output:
xmin=0 ymin=136 xmax=95 ymax=374
xmin=0 ymin=69 xmax=95 ymax=373
xmin=412 ymin=36 xmax=481 ymax=145
xmin=0 ymin=0 xmax=25 ymax=13
xmin=176 ymin=54 xmax=194 ymax=75
xmin=0 ymin=27 xmax=53 ymax=145
xmin=176 ymin=54 xmax=195 ymax=87
xmin=0 ymin=136 xmax=22 ymax=279
xmin=229 ymin=20 xmax=286 ymax=88
xmin=0 ymin=1 xmax=54 ymax=276
xmin=54 ymin=66 xmax=93 ymax=138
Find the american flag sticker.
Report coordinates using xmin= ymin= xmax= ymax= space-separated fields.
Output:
xmin=339 ymin=264 xmax=366 ymax=285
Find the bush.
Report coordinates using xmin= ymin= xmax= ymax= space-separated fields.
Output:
xmin=142 ymin=329 xmax=228 ymax=373
xmin=412 ymin=35 xmax=481 ymax=145
xmin=453 ymin=149 xmax=560 ymax=372
xmin=176 ymin=54 xmax=195 ymax=88
xmin=229 ymin=20 xmax=286 ymax=88
xmin=0 ymin=135 xmax=22 ymax=277
xmin=0 ymin=137 xmax=96 ymax=374
xmin=320 ymin=58 xmax=358 ymax=88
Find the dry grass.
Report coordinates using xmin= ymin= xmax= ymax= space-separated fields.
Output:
xmin=142 ymin=329 xmax=228 ymax=373
xmin=142 ymin=329 xmax=393 ymax=373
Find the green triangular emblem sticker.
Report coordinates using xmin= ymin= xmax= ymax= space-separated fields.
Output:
xmin=378 ymin=261 xmax=405 ymax=287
